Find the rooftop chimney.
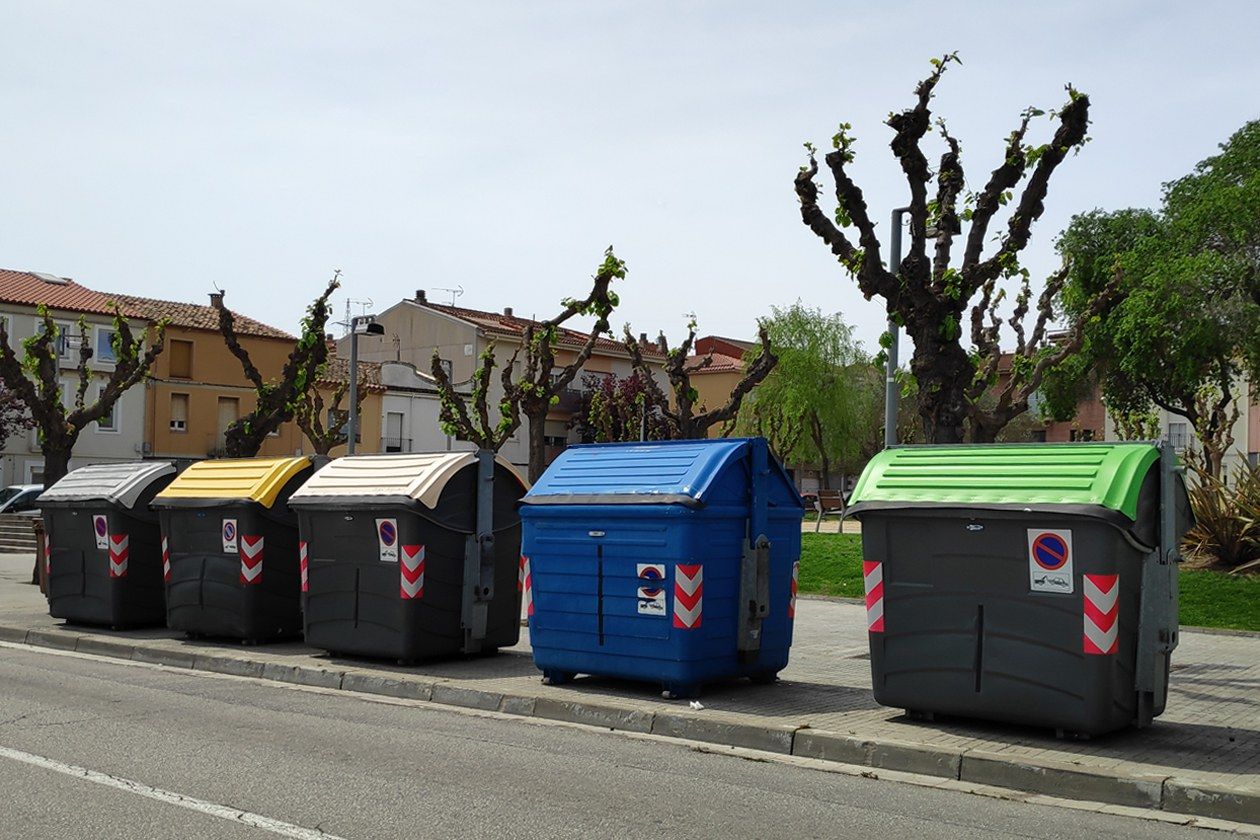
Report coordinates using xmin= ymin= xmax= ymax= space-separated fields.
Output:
xmin=639 ymin=332 xmax=649 ymax=349
xmin=656 ymin=331 xmax=669 ymax=354
xmin=503 ymin=306 xmax=514 ymax=317
xmin=325 ymin=333 xmax=336 ymax=354
xmin=209 ymin=291 xmax=224 ymax=309
xmin=415 ymin=289 xmax=426 ymax=303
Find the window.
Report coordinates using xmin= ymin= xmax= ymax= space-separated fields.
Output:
xmin=170 ymin=393 xmax=189 ymax=432
xmin=95 ymin=387 xmax=118 ymax=432
xmin=53 ymin=321 xmax=76 ymax=361
xmin=1070 ymin=428 xmax=1096 ymax=442
xmin=1167 ymin=422 xmax=1189 ymax=449
xmin=384 ymin=412 xmax=405 ymax=452
xmin=169 ymin=339 xmax=193 ymax=378
xmin=94 ymin=326 xmax=118 ymax=365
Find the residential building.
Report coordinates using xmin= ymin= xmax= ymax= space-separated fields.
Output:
xmin=0 ymin=270 xmax=150 ymax=485
xmin=340 ymin=290 xmax=664 ymax=468
xmin=112 ymin=293 xmax=309 ymax=464
xmin=686 ymin=335 xmax=754 ymax=440
xmin=308 ymin=354 xmax=386 ymax=456
xmin=376 ymin=360 xmax=500 ymax=459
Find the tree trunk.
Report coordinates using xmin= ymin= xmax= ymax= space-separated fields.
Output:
xmin=910 ymin=326 xmax=973 ymax=444
xmin=33 ymin=442 xmax=72 ymax=584
xmin=527 ymin=409 xmax=549 ymax=484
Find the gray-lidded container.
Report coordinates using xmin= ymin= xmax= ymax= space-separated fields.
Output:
xmin=846 ymin=442 xmax=1192 ymax=737
xmin=288 ymin=451 xmax=529 ymax=662
xmin=40 ymin=462 xmax=177 ymax=628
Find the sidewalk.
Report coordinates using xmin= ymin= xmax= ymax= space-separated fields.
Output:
xmin=2 ymin=553 xmax=1256 ymax=824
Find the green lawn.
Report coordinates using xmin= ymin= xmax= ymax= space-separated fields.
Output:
xmin=798 ymin=533 xmax=1260 ymax=632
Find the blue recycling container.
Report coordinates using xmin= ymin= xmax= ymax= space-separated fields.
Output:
xmin=519 ymin=438 xmax=805 ymax=698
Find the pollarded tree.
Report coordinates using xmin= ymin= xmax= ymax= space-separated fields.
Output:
xmin=795 ymin=53 xmax=1107 ymax=443
xmin=295 ymin=373 xmax=369 ymax=456
xmin=0 ymin=305 xmax=165 ymax=486
xmin=0 ymin=384 xmax=32 ymax=444
xmin=430 ymin=247 xmax=626 ymax=481
xmin=215 ymin=273 xmax=340 ymax=457
xmin=622 ymin=319 xmax=777 ymax=440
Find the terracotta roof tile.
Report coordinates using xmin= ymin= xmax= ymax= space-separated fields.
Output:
xmin=421 ymin=300 xmax=663 ymax=358
xmin=109 ymin=293 xmax=294 ymax=340
xmin=316 ymin=356 xmax=385 ymax=392
xmin=0 ymin=269 xmax=135 ymax=317
xmin=685 ymin=351 xmax=744 ymax=374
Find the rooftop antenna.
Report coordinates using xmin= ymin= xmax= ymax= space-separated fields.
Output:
xmin=432 ymin=285 xmax=464 ymax=306
xmin=339 ymin=297 xmax=374 ymax=337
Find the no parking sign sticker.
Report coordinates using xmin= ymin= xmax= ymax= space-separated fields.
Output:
xmin=92 ymin=514 xmax=108 ymax=550
xmin=636 ymin=563 xmax=666 ymax=616
xmin=1028 ymin=528 xmax=1074 ymax=594
xmin=376 ymin=518 xmax=399 ymax=563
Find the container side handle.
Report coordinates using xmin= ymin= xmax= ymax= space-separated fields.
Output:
xmin=1134 ymin=440 xmax=1182 ymax=726
xmin=461 ymin=448 xmax=496 ymax=653
xmin=738 ymin=439 xmax=772 ymax=661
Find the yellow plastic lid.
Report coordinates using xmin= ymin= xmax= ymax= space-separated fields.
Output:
xmin=154 ymin=457 xmax=312 ymax=509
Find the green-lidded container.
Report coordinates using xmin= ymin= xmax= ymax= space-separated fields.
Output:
xmin=847 ymin=443 xmax=1192 ymax=737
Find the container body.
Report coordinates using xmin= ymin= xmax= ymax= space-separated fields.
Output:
xmin=860 ymin=508 xmax=1162 ymax=736
xmin=160 ymin=505 xmax=302 ymax=641
xmin=298 ymin=505 xmax=523 ymax=660
xmin=521 ymin=503 xmax=802 ymax=696
xmin=45 ymin=505 xmax=166 ymax=628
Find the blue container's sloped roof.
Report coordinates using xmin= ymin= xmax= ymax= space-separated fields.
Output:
xmin=522 ymin=439 xmax=803 ymax=508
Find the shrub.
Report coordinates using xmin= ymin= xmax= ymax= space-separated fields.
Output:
xmin=1182 ymin=462 xmax=1260 ymax=574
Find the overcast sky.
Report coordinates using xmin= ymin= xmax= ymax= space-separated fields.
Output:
xmin=2 ymin=1 xmax=1256 ymax=354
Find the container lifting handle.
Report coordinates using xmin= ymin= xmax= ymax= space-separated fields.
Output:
xmin=738 ymin=439 xmax=772 ymax=661
xmin=461 ymin=448 xmax=496 ymax=653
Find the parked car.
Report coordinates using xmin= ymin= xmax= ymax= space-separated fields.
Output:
xmin=0 ymin=484 xmax=44 ymax=515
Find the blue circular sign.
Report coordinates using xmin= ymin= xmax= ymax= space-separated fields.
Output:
xmin=223 ymin=521 xmax=236 ymax=540
xmin=638 ymin=565 xmax=663 ymax=597
xmin=379 ymin=520 xmax=397 ymax=546
xmin=1032 ymin=533 xmax=1069 ymax=570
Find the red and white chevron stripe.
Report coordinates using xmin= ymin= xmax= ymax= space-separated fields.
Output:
xmin=673 ymin=564 xmax=703 ymax=629
xmin=1083 ymin=573 xmax=1119 ymax=655
xmin=863 ymin=560 xmax=884 ymax=633
xmin=400 ymin=544 xmax=425 ymax=600
xmin=108 ymin=533 xmax=129 ymax=579
xmin=44 ymin=538 xmax=51 ymax=580
xmin=239 ymin=535 xmax=264 ymax=585
xmin=162 ymin=535 xmax=171 ymax=583
xmin=299 ymin=540 xmax=308 ymax=593
xmin=520 ymin=555 xmax=534 ymax=616
xmin=788 ymin=560 xmax=799 ymax=619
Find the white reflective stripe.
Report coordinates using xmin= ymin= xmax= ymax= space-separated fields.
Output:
xmin=400 ymin=577 xmax=423 ymax=598
xmin=866 ymin=597 xmax=884 ymax=627
xmin=862 ymin=562 xmax=882 ymax=593
xmin=0 ymin=744 xmax=347 ymax=840
xmin=1083 ymin=615 xmax=1118 ymax=651
xmin=675 ymin=567 xmax=703 ymax=596
xmin=1083 ymin=575 xmax=1119 ymax=612
xmin=674 ymin=601 xmax=702 ymax=627
xmin=240 ymin=537 xmax=264 ymax=559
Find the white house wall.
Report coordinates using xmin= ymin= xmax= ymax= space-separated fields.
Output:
xmin=0 ymin=305 xmax=148 ymax=486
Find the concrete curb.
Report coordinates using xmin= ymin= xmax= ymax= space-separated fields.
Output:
xmin=4 ymin=621 xmax=1256 ymax=825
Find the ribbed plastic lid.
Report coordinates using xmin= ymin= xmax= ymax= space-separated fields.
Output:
xmin=154 ymin=457 xmax=311 ymax=509
xmin=289 ymin=452 xmax=527 ymax=509
xmin=39 ymin=461 xmax=176 ymax=509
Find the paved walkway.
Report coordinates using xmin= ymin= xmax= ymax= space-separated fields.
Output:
xmin=1 ymin=553 xmax=1256 ymax=824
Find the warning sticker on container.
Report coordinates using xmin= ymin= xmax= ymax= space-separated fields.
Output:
xmin=92 ymin=514 xmax=108 ymax=550
xmin=376 ymin=518 xmax=399 ymax=563
xmin=636 ymin=563 xmax=666 ymax=615
xmin=221 ymin=518 xmax=238 ymax=553
xmin=1028 ymin=528 xmax=1074 ymax=593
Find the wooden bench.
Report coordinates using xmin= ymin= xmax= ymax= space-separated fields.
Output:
xmin=811 ymin=489 xmax=848 ymax=533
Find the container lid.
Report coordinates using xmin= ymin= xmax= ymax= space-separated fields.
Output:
xmin=288 ymin=452 xmax=528 ymax=509
xmin=38 ymin=461 xmax=176 ymax=509
xmin=847 ymin=443 xmax=1161 ymax=521
xmin=521 ymin=438 xmax=801 ymax=508
xmin=153 ymin=456 xmax=312 ymax=509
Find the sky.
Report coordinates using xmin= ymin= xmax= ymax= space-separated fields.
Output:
xmin=2 ymin=1 xmax=1257 ymax=356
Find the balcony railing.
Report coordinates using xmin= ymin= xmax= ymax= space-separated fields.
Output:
xmin=552 ymin=388 xmax=585 ymax=413
xmin=383 ymin=436 xmax=412 ymax=453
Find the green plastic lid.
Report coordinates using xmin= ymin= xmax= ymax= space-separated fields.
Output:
xmin=847 ymin=443 xmax=1160 ymax=521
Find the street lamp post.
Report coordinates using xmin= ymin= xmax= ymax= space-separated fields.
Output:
xmin=884 ymin=207 xmax=910 ymax=449
xmin=346 ymin=315 xmax=384 ymax=455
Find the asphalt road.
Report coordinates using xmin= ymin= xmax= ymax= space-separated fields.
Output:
xmin=0 ymin=645 xmax=1229 ymax=839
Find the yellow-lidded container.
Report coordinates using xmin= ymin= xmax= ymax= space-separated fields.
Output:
xmin=151 ymin=456 xmax=316 ymax=641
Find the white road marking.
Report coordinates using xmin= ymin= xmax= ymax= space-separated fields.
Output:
xmin=0 ymin=744 xmax=345 ymax=840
